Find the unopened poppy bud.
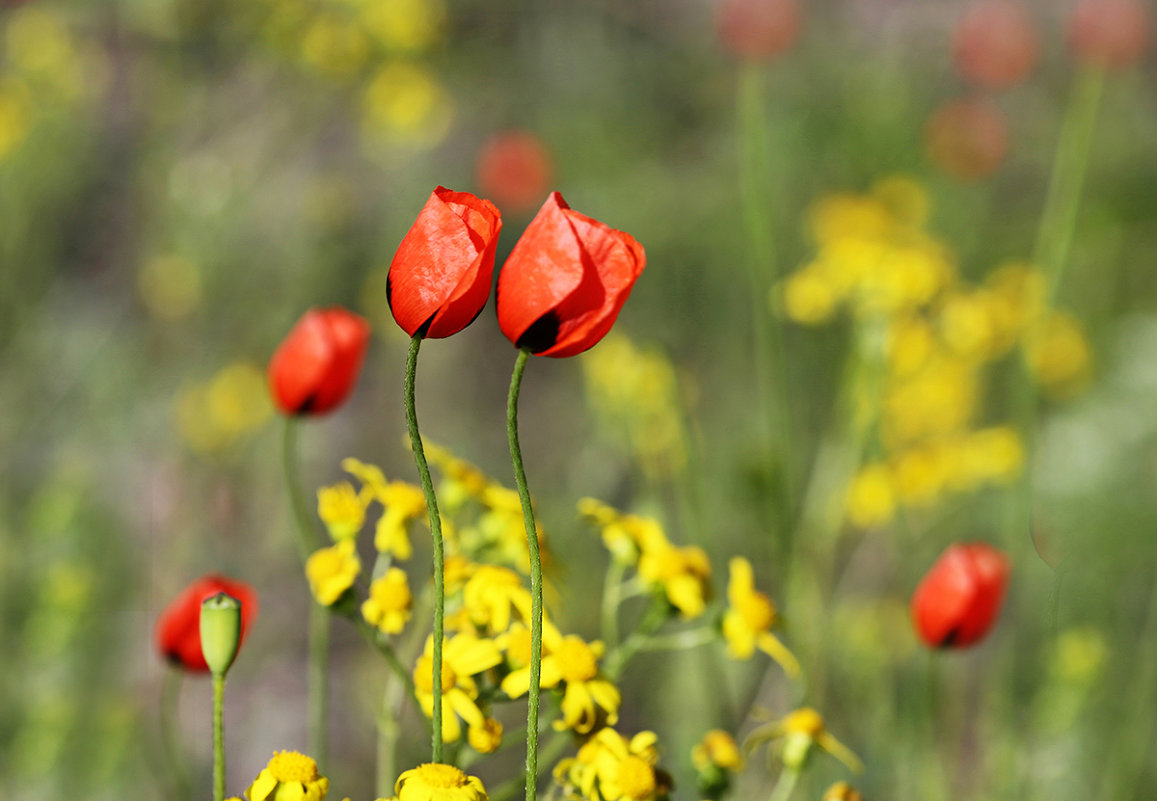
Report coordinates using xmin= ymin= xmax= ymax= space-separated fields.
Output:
xmin=200 ymin=592 xmax=242 ymax=675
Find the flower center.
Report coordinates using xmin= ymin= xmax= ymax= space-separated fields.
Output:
xmin=556 ymin=637 xmax=599 ymax=683
xmin=375 ymin=575 xmax=411 ymax=610
xmin=616 ymin=756 xmax=656 ymax=800
xmin=783 ymin=707 xmax=825 ymax=738
xmin=414 ymin=655 xmax=457 ymax=694
xmin=737 ymin=592 xmax=776 ymax=630
xmin=267 ymin=751 xmax=318 ymax=783
xmin=413 ymin=762 xmax=470 ymax=789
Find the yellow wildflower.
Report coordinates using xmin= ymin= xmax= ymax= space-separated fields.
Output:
xmin=890 ymin=444 xmax=951 ymax=508
xmin=247 ymin=751 xmax=329 ymax=801
xmin=362 ymin=568 xmax=412 ymax=635
xmin=578 ymin=499 xmax=669 ymax=564
xmin=948 ymin=427 xmax=1024 ymax=489
xmin=318 ymin=481 xmax=366 ymax=541
xmin=747 ymin=707 xmax=862 ymax=773
xmin=722 ymin=558 xmax=799 ymax=677
xmin=395 ymin=763 xmax=487 ymax=801
xmin=691 ymin=729 xmax=744 ymax=772
xmin=413 ymin=633 xmax=502 ymax=743
xmin=306 ymin=540 xmax=360 ymax=606
xmin=823 ymin=781 xmax=864 ymax=801
xmin=637 ymin=542 xmax=711 ymax=618
xmin=872 ymin=174 xmax=929 ymax=229
xmin=467 ymin=717 xmax=503 ymax=754
xmin=882 ymin=355 xmax=977 ymax=445
xmin=362 ymin=62 xmax=452 ymax=148
xmin=360 ymin=0 xmax=447 ymax=52
xmin=1024 ymin=310 xmax=1092 ymax=398
xmin=782 ymin=267 xmax=839 ymax=325
xmin=300 ymin=14 xmax=370 ymax=79
xmin=375 ymin=481 xmax=427 ymax=559
xmin=845 ymin=464 xmax=895 ymax=529
xmin=985 ymin=262 xmax=1046 ymax=349
xmin=555 ymin=729 xmax=666 ymax=801
xmin=462 ymin=565 xmax=532 ymax=634
xmin=342 ymin=457 xmax=390 ymax=501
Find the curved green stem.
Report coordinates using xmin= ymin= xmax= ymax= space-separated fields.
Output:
xmin=282 ymin=418 xmax=320 ymax=563
xmin=211 ymin=672 xmax=225 ymax=801
xmin=160 ymin=668 xmax=193 ymax=801
xmin=404 ymin=334 xmax=446 ymax=763
xmin=768 ymin=764 xmax=800 ymax=801
xmin=507 ymin=348 xmax=543 ymax=801
xmin=601 ymin=558 xmax=627 ymax=651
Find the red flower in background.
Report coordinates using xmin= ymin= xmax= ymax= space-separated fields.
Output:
xmin=475 ymin=132 xmax=553 ymax=215
xmin=268 ymin=307 xmax=370 ymax=415
xmin=716 ymin=0 xmax=801 ymax=61
xmin=953 ymin=1 xmax=1038 ymax=89
xmin=912 ymin=543 xmax=1010 ymax=648
xmin=496 ymin=191 xmax=645 ymax=358
xmin=156 ymin=575 xmax=258 ymax=672
xmin=387 ymin=187 xmax=503 ymax=339
xmin=1068 ymin=0 xmax=1150 ymax=70
xmin=924 ymin=98 xmax=1009 ymax=181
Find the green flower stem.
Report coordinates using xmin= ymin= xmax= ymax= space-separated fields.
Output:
xmin=211 ymin=672 xmax=225 ymax=801
xmin=280 ymin=416 xmax=331 ymax=767
xmin=489 ymin=731 xmax=573 ymax=801
xmin=767 ymin=764 xmax=800 ymax=801
xmin=506 ymin=347 xmax=543 ymax=801
xmin=308 ymin=601 xmax=329 ymax=767
xmin=160 ymin=668 xmax=193 ymax=801
xmin=404 ymin=333 xmax=446 ymax=764
xmin=600 ymin=558 xmax=627 ymax=651
xmin=635 ymin=626 xmax=718 ymax=652
xmin=604 ymin=600 xmax=669 ymax=681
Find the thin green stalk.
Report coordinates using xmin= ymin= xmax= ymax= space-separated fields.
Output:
xmin=212 ymin=672 xmax=225 ymax=801
xmin=404 ymin=334 xmax=446 ymax=763
xmin=160 ymin=668 xmax=193 ymax=801
xmin=308 ymin=601 xmax=329 ymax=767
xmin=600 ymin=558 xmax=627 ymax=651
xmin=768 ymin=764 xmax=800 ymax=801
xmin=506 ymin=348 xmax=543 ymax=801
xmin=635 ymin=626 xmax=717 ymax=652
xmin=281 ymin=416 xmax=331 ymax=765
xmin=489 ymin=731 xmax=573 ymax=801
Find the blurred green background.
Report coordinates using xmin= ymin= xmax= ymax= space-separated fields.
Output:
xmin=1 ymin=0 xmax=1156 ymax=799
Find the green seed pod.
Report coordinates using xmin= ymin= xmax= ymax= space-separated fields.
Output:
xmin=200 ymin=592 xmax=242 ymax=675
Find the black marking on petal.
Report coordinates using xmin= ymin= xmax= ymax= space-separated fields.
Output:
xmin=516 ymin=311 xmax=560 ymax=353
xmin=386 ymin=274 xmax=394 ymax=311
xmin=415 ymin=312 xmax=435 ymax=339
xmin=938 ymin=624 xmax=961 ymax=648
xmin=297 ymin=392 xmax=319 ymax=414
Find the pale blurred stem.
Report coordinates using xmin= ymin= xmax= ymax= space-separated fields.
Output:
xmin=490 ymin=731 xmax=573 ymax=801
xmin=768 ymin=764 xmax=800 ymax=801
xmin=308 ymin=602 xmax=329 ymax=767
xmin=601 ymin=558 xmax=627 ymax=650
xmin=604 ymin=600 xmax=668 ymax=681
xmin=404 ymin=333 xmax=446 ymax=764
xmin=507 ymin=347 xmax=544 ymax=801
xmin=377 ymin=671 xmax=403 ymax=798
xmin=349 ymin=616 xmax=418 ymax=698
xmin=160 ymin=668 xmax=193 ymax=801
xmin=635 ymin=626 xmax=717 ymax=652
xmin=280 ymin=417 xmax=330 ymax=766
xmin=211 ymin=672 xmax=225 ymax=801
xmin=737 ymin=63 xmax=796 ymax=526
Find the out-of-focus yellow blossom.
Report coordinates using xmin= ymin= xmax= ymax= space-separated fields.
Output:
xmin=342 ymin=457 xmax=390 ymax=500
xmin=886 ymin=315 xmax=936 ymax=377
xmin=781 ymin=267 xmax=839 ymax=325
xmin=137 ymin=254 xmax=203 ymax=320
xmin=722 ymin=558 xmax=799 ymax=677
xmin=872 ymin=174 xmax=929 ymax=229
xmin=581 ymin=334 xmax=688 ymax=480
xmin=318 ymin=481 xmax=366 ymax=541
xmin=306 ymin=539 xmax=360 ymax=606
xmin=374 ymin=481 xmax=427 ymax=559
xmin=939 ymin=290 xmax=999 ymax=361
xmin=359 ymin=0 xmax=446 ymax=52
xmin=462 ymin=565 xmax=532 ymax=634
xmin=809 ymin=193 xmax=895 ymax=244
xmin=503 ymin=629 xmax=620 ymax=734
xmin=426 ymin=443 xmax=489 ymax=506
xmin=691 ymin=729 xmax=744 ymax=772
xmin=300 ymin=14 xmax=371 ymax=79
xmin=175 ymin=363 xmax=272 ymax=454
xmin=413 ymin=633 xmax=502 ymax=743
xmin=823 ymin=781 xmax=864 ymax=801
xmin=949 ymin=426 xmax=1024 ymax=489
xmin=0 ymin=79 xmax=30 ymax=160
xmin=395 ymin=763 xmax=487 ymax=801
xmin=247 ymin=750 xmax=330 ymax=801
xmin=467 ymin=717 xmax=503 ymax=754
xmin=555 ymin=729 xmax=667 ymax=801
xmin=1054 ymin=626 xmax=1107 ymax=685
xmin=362 ymin=62 xmax=452 ymax=148
xmin=638 ymin=543 xmax=711 ymax=618
xmin=882 ymin=355 xmax=977 ymax=445
xmin=1024 ymin=310 xmax=1093 ymax=398
xmin=845 ymin=464 xmax=895 ymax=529
xmin=6 ymin=9 xmax=86 ymax=100
xmin=985 ymin=262 xmax=1047 ymax=349
xmin=746 ymin=707 xmax=862 ymax=773
xmin=889 ymin=444 xmax=952 ymax=508
xmin=578 ymin=499 xmax=669 ymax=564
xmin=362 ymin=568 xmax=412 ymax=635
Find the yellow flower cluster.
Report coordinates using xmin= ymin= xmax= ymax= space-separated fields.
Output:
xmin=781 ymin=177 xmax=1093 ymax=527
xmin=554 ymin=729 xmax=669 ymax=801
xmin=174 ymin=363 xmax=273 ymax=455
xmin=256 ymin=0 xmax=452 ymax=149
xmin=581 ymin=334 xmax=689 ymax=481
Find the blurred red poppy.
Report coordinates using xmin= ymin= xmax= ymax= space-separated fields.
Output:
xmin=387 ymin=187 xmax=503 ymax=339
xmin=953 ymin=1 xmax=1038 ymax=89
xmin=476 ymin=132 xmax=553 ymax=215
xmin=156 ymin=574 xmax=258 ymax=672
xmin=925 ymin=98 xmax=1009 ymax=181
xmin=911 ymin=543 xmax=1010 ymax=648
xmin=268 ymin=307 xmax=370 ymax=415
xmin=716 ymin=0 xmax=801 ymax=61
xmin=496 ymin=191 xmax=645 ymax=358
xmin=1068 ymin=0 xmax=1150 ymax=70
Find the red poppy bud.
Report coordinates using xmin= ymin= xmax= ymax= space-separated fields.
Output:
xmin=156 ymin=575 xmax=258 ymax=672
xmin=925 ymin=98 xmax=1010 ymax=181
xmin=476 ymin=131 xmax=554 ymax=215
xmin=387 ymin=187 xmax=503 ymax=339
xmin=953 ymin=1 xmax=1038 ymax=89
xmin=496 ymin=191 xmax=645 ymax=358
xmin=268 ymin=307 xmax=371 ymax=416
xmin=1067 ymin=0 xmax=1150 ymax=70
xmin=716 ymin=0 xmax=801 ymax=62
xmin=911 ymin=543 xmax=1010 ymax=648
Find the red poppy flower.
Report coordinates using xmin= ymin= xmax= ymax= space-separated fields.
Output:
xmin=156 ymin=575 xmax=258 ymax=672
xmin=924 ymin=98 xmax=1009 ymax=181
xmin=496 ymin=192 xmax=645 ymax=358
xmin=911 ymin=543 xmax=1010 ymax=648
xmin=716 ymin=0 xmax=801 ymax=62
xmin=268 ymin=307 xmax=371 ymax=415
xmin=476 ymin=131 xmax=553 ymax=215
xmin=1068 ymin=0 xmax=1150 ymax=70
xmin=387 ymin=187 xmax=503 ymax=339
xmin=952 ymin=1 xmax=1038 ymax=89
